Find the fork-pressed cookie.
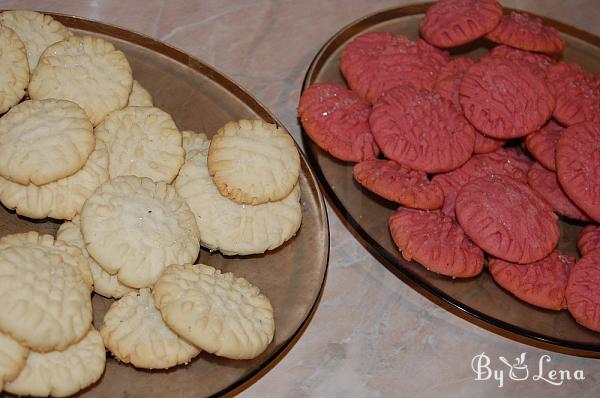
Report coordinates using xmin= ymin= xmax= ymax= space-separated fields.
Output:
xmin=127 ymin=80 xmax=153 ymax=107
xmin=57 ymin=216 xmax=135 ymax=299
xmin=0 ymin=25 xmax=29 ymax=114
xmin=29 ymin=35 xmax=132 ymax=126
xmin=0 ymin=332 xmax=28 ymax=392
xmin=0 ymin=10 xmax=72 ymax=72
xmin=175 ymin=135 xmax=302 ymax=256
xmin=95 ymin=106 xmax=184 ymax=183
xmin=80 ymin=176 xmax=200 ymax=288
xmin=0 ymin=99 xmax=94 ymax=185
xmin=0 ymin=232 xmax=92 ymax=352
xmin=0 ymin=139 xmax=108 ymax=220
xmin=207 ymin=119 xmax=300 ymax=205
xmin=101 ymin=288 xmax=200 ymax=369
xmin=4 ymin=328 xmax=106 ymax=398
xmin=154 ymin=263 xmax=275 ymax=360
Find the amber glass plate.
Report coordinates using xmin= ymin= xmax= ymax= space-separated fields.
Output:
xmin=0 ymin=13 xmax=329 ymax=397
xmin=301 ymin=4 xmax=600 ymax=356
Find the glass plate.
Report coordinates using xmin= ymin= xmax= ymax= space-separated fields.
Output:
xmin=301 ymin=4 xmax=600 ymax=356
xmin=0 ymin=13 xmax=329 ymax=397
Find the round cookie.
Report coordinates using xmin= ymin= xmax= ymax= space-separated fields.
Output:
xmin=0 ymin=25 xmax=28 ymax=114
xmin=0 ymin=10 xmax=72 ymax=72
xmin=80 ymin=176 xmax=200 ymax=288
xmin=95 ymin=106 xmax=184 ymax=184
xmin=57 ymin=216 xmax=135 ymax=299
xmin=546 ymin=62 xmax=600 ymax=126
xmin=388 ymin=207 xmax=483 ymax=278
xmin=556 ymin=122 xmax=600 ymax=223
xmin=489 ymin=251 xmax=575 ymax=310
xmin=101 ymin=288 xmax=200 ymax=369
xmin=174 ymin=136 xmax=302 ymax=256
xmin=0 ymin=138 xmax=108 ymax=220
xmin=487 ymin=45 xmax=556 ymax=76
xmin=182 ymin=130 xmax=210 ymax=160
xmin=353 ymin=160 xmax=444 ymax=210
xmin=298 ymin=83 xmax=379 ymax=162
xmin=340 ymin=32 xmax=449 ymax=102
xmin=0 ymin=232 xmax=92 ymax=352
xmin=433 ymin=57 xmax=475 ymax=112
xmin=370 ymin=85 xmax=475 ymax=173
xmin=565 ymin=251 xmax=600 ymax=332
xmin=4 ymin=328 xmax=106 ymax=398
xmin=0 ymin=332 xmax=28 ymax=391
xmin=459 ymin=58 xmax=555 ymax=139
xmin=207 ymin=119 xmax=300 ymax=205
xmin=473 ymin=132 xmax=505 ymax=154
xmin=29 ymin=35 xmax=132 ymax=126
xmin=486 ymin=11 xmax=565 ymax=54
xmin=154 ymin=263 xmax=275 ymax=360
xmin=127 ymin=80 xmax=153 ymax=107
xmin=419 ymin=0 xmax=503 ymax=48
xmin=0 ymin=99 xmax=94 ymax=186
xmin=578 ymin=225 xmax=600 ymax=257
xmin=525 ymin=120 xmax=562 ymax=171
xmin=432 ymin=147 xmax=530 ymax=217
xmin=527 ymin=162 xmax=589 ymax=221
xmin=455 ymin=175 xmax=560 ymax=264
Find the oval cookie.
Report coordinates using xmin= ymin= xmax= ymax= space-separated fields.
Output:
xmin=0 ymin=99 xmax=94 ymax=186
xmin=419 ymin=0 xmax=502 ymax=48
xmin=208 ymin=119 xmax=300 ymax=205
xmin=486 ymin=11 xmax=564 ymax=54
xmin=489 ymin=251 xmax=575 ymax=310
xmin=29 ymin=35 xmax=132 ymax=126
xmin=0 ymin=138 xmax=108 ymax=220
xmin=565 ymin=251 xmax=600 ymax=332
xmin=525 ymin=120 xmax=562 ymax=171
xmin=4 ymin=328 xmax=106 ymax=398
xmin=298 ymin=83 xmax=379 ymax=162
xmin=353 ymin=159 xmax=444 ymax=210
xmin=340 ymin=32 xmax=448 ymax=102
xmin=555 ymin=122 xmax=600 ymax=223
xmin=578 ymin=226 xmax=600 ymax=257
xmin=95 ymin=106 xmax=184 ymax=184
xmin=370 ymin=85 xmax=475 ymax=173
xmin=460 ymin=58 xmax=555 ymax=139
xmin=0 ymin=10 xmax=72 ymax=71
xmin=154 ymin=263 xmax=275 ymax=360
xmin=388 ymin=207 xmax=483 ymax=278
xmin=0 ymin=25 xmax=28 ymax=114
xmin=455 ymin=175 xmax=560 ymax=263
xmin=80 ymin=176 xmax=200 ymax=288
xmin=175 ymin=136 xmax=302 ymax=256
xmin=57 ymin=216 xmax=135 ymax=299
xmin=101 ymin=288 xmax=200 ymax=369
xmin=0 ymin=332 xmax=28 ymax=391
xmin=0 ymin=232 xmax=92 ymax=352
xmin=487 ymin=45 xmax=557 ymax=76
xmin=127 ymin=80 xmax=153 ymax=107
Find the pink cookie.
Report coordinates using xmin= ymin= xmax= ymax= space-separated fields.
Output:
xmin=525 ymin=120 xmax=562 ymax=171
xmin=577 ymin=225 xmax=600 ymax=257
xmin=565 ymin=251 xmax=600 ymax=332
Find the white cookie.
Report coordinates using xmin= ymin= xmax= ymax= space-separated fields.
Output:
xmin=0 ymin=25 xmax=28 ymax=114
xmin=154 ymin=263 xmax=275 ymax=360
xmin=0 ymin=332 xmax=28 ymax=391
xmin=127 ymin=80 xmax=153 ymax=107
xmin=80 ymin=176 xmax=200 ymax=288
xmin=4 ymin=328 xmax=106 ymax=398
xmin=0 ymin=10 xmax=72 ymax=72
xmin=29 ymin=35 xmax=132 ymax=126
xmin=0 ymin=232 xmax=92 ymax=352
xmin=0 ymin=99 xmax=94 ymax=185
xmin=207 ymin=119 xmax=300 ymax=205
xmin=57 ymin=216 xmax=135 ymax=299
xmin=95 ymin=106 xmax=184 ymax=183
xmin=101 ymin=288 xmax=200 ymax=369
xmin=182 ymin=130 xmax=209 ymax=161
xmin=0 ymin=138 xmax=108 ymax=220
xmin=175 ymin=136 xmax=302 ymax=255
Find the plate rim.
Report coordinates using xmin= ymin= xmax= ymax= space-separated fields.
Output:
xmin=300 ymin=2 xmax=600 ymax=357
xmin=4 ymin=10 xmax=332 ymax=395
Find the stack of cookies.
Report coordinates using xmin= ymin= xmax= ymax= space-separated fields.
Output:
xmin=0 ymin=9 xmax=303 ymax=396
